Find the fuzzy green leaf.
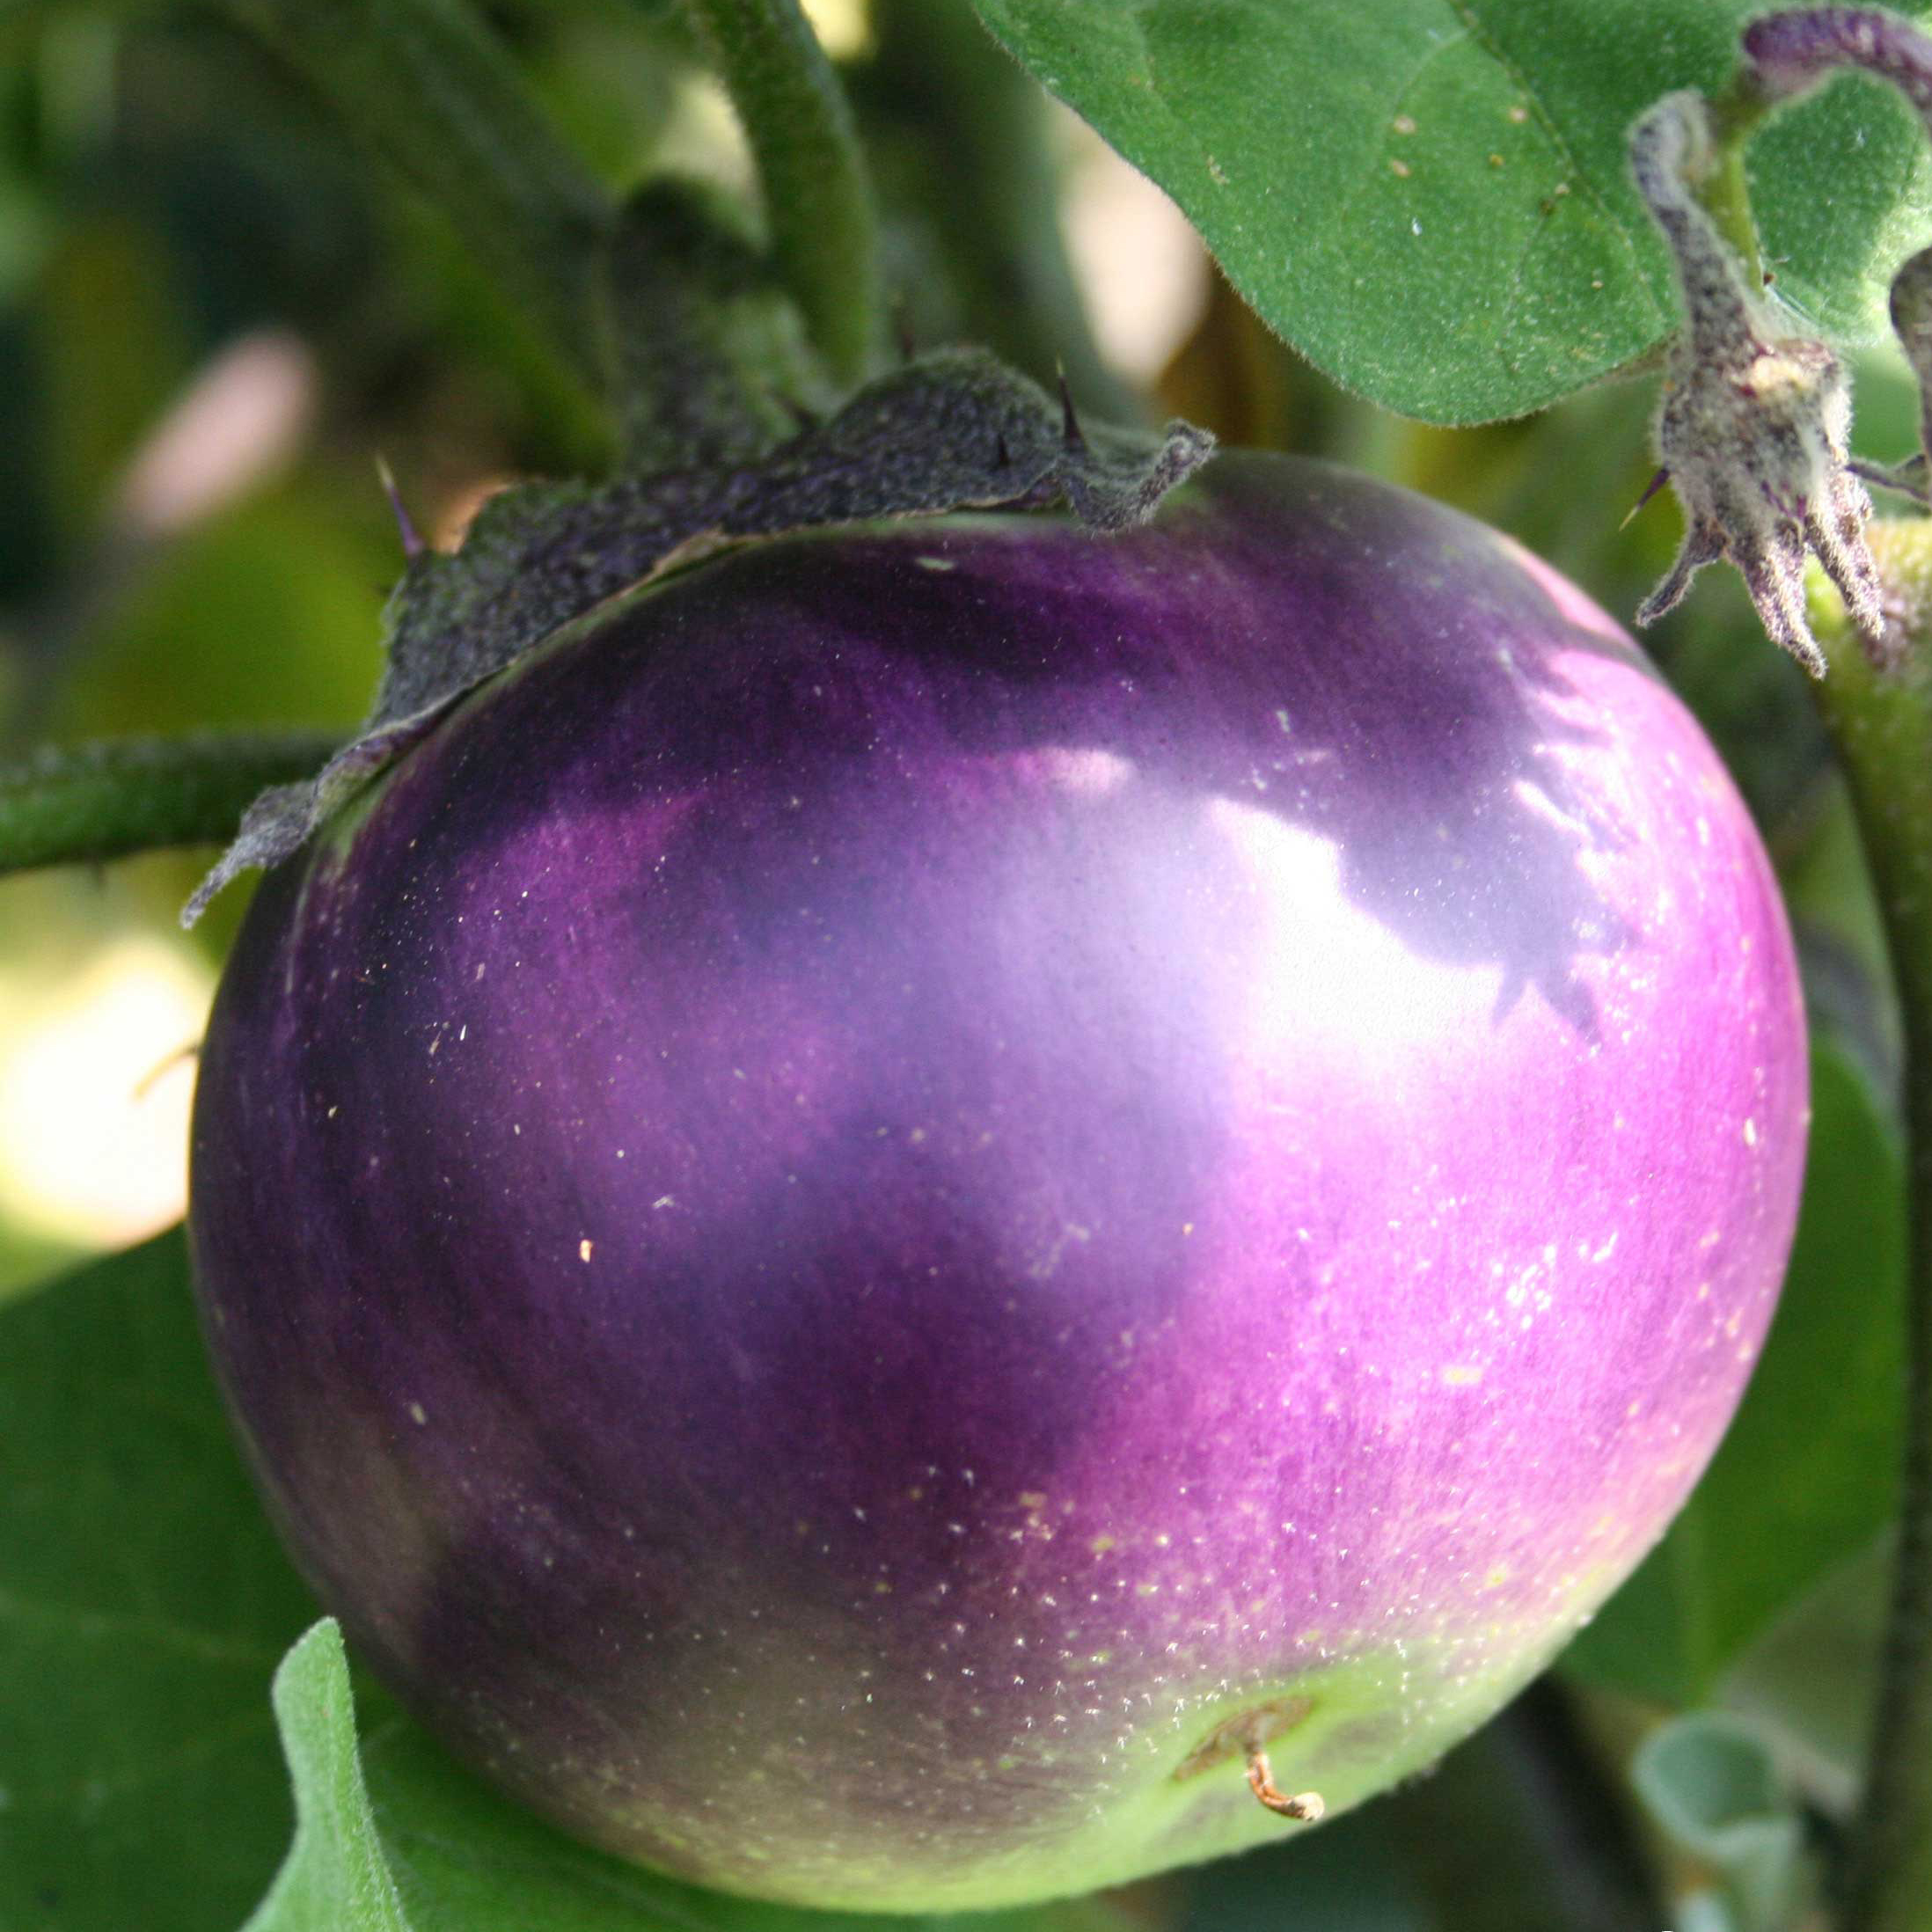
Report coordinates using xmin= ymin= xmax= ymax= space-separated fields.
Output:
xmin=243 ymin=1625 xmax=412 ymax=1932
xmin=967 ymin=0 xmax=1932 ymax=423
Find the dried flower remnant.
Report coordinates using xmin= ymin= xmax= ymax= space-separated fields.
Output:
xmin=1246 ymin=1751 xmax=1326 ymax=1823
xmin=1628 ymin=91 xmax=1884 ymax=675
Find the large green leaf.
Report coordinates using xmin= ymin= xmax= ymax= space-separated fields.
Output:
xmin=1563 ymin=1045 xmax=1906 ymax=1705
xmin=968 ymin=0 xmax=1932 ymax=422
xmin=0 ymin=1228 xmax=318 ymax=1932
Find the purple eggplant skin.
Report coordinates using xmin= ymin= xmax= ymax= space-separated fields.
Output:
xmin=188 ymin=451 xmax=1806 ymax=1912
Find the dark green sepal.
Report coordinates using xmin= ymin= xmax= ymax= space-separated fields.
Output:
xmin=184 ymin=348 xmax=1213 ymax=924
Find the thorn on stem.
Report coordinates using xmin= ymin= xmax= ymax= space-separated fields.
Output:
xmin=1057 ymin=364 xmax=1086 ymax=451
xmin=1621 ymin=465 xmax=1672 ymax=530
xmin=376 ymin=456 xmax=424 ymax=560
xmin=1246 ymin=1751 xmax=1324 ymax=1823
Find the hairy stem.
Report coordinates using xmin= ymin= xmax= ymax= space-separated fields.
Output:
xmin=605 ymin=177 xmax=837 ymax=473
xmin=0 ymin=734 xmax=341 ymax=876
xmin=1811 ymin=530 xmax=1932 ymax=1932
xmin=216 ymin=0 xmax=614 ymax=392
xmin=682 ymin=0 xmax=882 ymax=384
xmin=1628 ymin=93 xmax=1757 ymax=370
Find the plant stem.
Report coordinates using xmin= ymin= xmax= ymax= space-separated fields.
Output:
xmin=216 ymin=0 xmax=614 ymax=393
xmin=858 ymin=0 xmax=1139 ymax=419
xmin=1811 ymin=530 xmax=1932 ymax=1932
xmin=0 ymin=733 xmax=340 ymax=876
xmin=682 ymin=0 xmax=882 ymax=385
xmin=604 ymin=176 xmax=837 ymax=473
xmin=1701 ymin=89 xmax=1769 ymax=292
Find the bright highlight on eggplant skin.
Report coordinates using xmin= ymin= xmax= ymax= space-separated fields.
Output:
xmin=187 ymin=453 xmax=1807 ymax=1914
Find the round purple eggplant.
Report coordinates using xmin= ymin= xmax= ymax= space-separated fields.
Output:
xmin=188 ymin=452 xmax=1807 ymax=1911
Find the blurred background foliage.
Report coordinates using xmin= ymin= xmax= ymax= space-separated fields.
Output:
xmin=0 ymin=2 xmax=1909 ymax=1927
